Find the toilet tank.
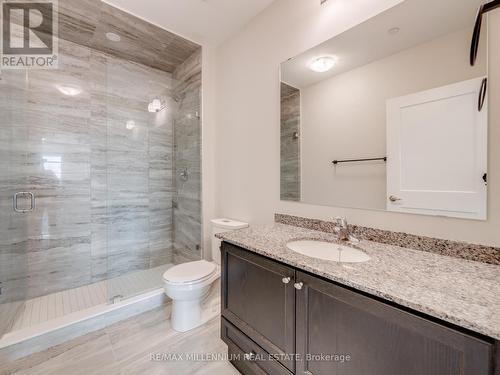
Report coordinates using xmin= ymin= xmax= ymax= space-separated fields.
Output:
xmin=211 ymin=218 xmax=249 ymax=264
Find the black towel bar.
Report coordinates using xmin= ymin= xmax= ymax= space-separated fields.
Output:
xmin=332 ymin=157 xmax=387 ymax=165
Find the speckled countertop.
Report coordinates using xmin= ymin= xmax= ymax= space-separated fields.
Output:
xmin=217 ymin=223 xmax=500 ymax=340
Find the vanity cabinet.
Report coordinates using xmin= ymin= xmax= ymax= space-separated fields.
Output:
xmin=295 ymin=271 xmax=492 ymax=375
xmin=221 ymin=243 xmax=296 ymax=373
xmin=221 ymin=242 xmax=496 ymax=375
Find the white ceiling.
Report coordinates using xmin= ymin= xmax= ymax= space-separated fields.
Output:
xmin=282 ymin=0 xmax=483 ymax=88
xmin=103 ymin=0 xmax=276 ymax=46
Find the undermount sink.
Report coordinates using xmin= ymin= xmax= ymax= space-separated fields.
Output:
xmin=286 ymin=240 xmax=370 ymax=263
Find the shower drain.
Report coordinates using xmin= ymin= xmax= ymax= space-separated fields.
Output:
xmin=110 ymin=295 xmax=124 ymax=304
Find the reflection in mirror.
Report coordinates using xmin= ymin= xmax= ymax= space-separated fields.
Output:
xmin=281 ymin=82 xmax=301 ymax=201
xmin=280 ymin=0 xmax=488 ymax=220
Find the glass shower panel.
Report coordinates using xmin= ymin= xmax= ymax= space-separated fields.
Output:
xmin=172 ymin=74 xmax=202 ymax=264
xmin=105 ymin=56 xmax=175 ymax=302
xmin=1 ymin=40 xmax=100 ymax=337
xmin=23 ymin=63 xmax=92 ymax=301
xmin=0 ymin=70 xmax=29 ymax=338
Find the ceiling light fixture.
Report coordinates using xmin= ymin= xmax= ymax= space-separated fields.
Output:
xmin=126 ymin=120 xmax=136 ymax=130
xmin=309 ymin=56 xmax=336 ymax=73
xmin=105 ymin=32 xmax=121 ymax=42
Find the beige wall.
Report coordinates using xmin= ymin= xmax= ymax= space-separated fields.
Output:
xmin=301 ymin=28 xmax=486 ymax=209
xmin=212 ymin=0 xmax=500 ymax=247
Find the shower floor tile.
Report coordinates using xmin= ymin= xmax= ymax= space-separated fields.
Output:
xmin=9 ymin=264 xmax=173 ymax=333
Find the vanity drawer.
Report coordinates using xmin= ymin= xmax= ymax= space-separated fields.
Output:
xmin=222 ymin=318 xmax=293 ymax=375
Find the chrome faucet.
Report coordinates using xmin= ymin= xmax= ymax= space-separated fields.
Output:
xmin=333 ymin=217 xmax=357 ymax=242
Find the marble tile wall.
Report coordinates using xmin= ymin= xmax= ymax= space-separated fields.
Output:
xmin=94 ymin=52 xmax=176 ymax=281
xmin=0 ymin=37 xmax=176 ymax=308
xmin=172 ymin=49 xmax=203 ymax=263
xmin=280 ymin=83 xmax=301 ymax=201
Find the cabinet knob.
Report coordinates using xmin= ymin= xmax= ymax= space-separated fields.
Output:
xmin=282 ymin=277 xmax=291 ymax=284
xmin=294 ymin=282 xmax=304 ymax=290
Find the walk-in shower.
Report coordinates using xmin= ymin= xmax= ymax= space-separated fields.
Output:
xmin=0 ymin=0 xmax=202 ymax=343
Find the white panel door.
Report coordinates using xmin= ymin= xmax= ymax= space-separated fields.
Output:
xmin=386 ymin=77 xmax=487 ymax=220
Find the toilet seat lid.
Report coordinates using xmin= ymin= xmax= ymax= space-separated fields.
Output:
xmin=163 ymin=260 xmax=217 ymax=284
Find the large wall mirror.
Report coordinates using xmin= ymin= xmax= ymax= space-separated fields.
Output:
xmin=280 ymin=0 xmax=489 ymax=220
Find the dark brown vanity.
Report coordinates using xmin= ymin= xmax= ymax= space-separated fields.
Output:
xmin=220 ymin=242 xmax=499 ymax=375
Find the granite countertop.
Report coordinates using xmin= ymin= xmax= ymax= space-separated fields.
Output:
xmin=217 ymin=223 xmax=500 ymax=340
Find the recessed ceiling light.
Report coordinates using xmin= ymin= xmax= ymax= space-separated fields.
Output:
xmin=56 ymin=84 xmax=82 ymax=96
xmin=388 ymin=27 xmax=400 ymax=35
xmin=106 ymin=32 xmax=121 ymax=42
xmin=309 ymin=56 xmax=336 ymax=73
xmin=126 ymin=120 xmax=136 ymax=130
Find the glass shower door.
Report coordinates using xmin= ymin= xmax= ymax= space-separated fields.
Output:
xmin=0 ymin=48 xmax=96 ymax=337
xmin=0 ymin=70 xmax=29 ymax=338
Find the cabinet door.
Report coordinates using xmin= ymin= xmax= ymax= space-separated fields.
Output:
xmin=221 ymin=242 xmax=296 ymax=372
xmin=295 ymin=271 xmax=493 ymax=375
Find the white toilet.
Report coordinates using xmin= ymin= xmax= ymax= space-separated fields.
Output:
xmin=163 ymin=218 xmax=249 ymax=332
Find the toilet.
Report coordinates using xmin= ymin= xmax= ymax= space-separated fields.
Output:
xmin=163 ymin=218 xmax=249 ymax=332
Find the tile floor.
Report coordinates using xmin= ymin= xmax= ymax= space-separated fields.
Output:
xmin=7 ymin=264 xmax=173 ymax=334
xmin=0 ymin=305 xmax=240 ymax=375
